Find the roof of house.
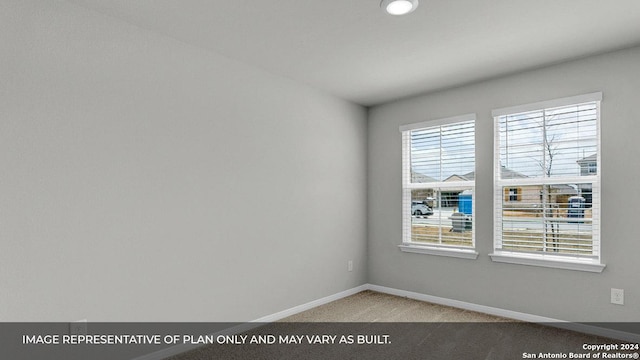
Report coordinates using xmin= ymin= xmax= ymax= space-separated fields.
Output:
xmin=457 ymin=166 xmax=528 ymax=181
xmin=444 ymin=174 xmax=471 ymax=182
xmin=577 ymin=153 xmax=597 ymax=164
xmin=410 ymin=171 xmax=437 ymax=183
xmin=413 ymin=167 xmax=576 ymax=194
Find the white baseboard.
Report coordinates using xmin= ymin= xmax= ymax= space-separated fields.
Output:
xmin=132 ymin=283 xmax=639 ymax=360
xmin=366 ymin=284 xmax=560 ymax=323
xmin=252 ymin=284 xmax=369 ymax=323
xmin=366 ymin=284 xmax=640 ymax=343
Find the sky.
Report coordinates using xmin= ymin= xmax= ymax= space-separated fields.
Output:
xmin=410 ymin=103 xmax=597 ymax=181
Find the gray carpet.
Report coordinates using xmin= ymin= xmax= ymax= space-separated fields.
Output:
xmin=168 ymin=291 xmax=629 ymax=360
xmin=280 ymin=290 xmax=514 ymax=322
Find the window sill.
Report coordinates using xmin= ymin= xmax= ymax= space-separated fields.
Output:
xmin=399 ymin=244 xmax=479 ymax=260
xmin=489 ymin=252 xmax=605 ymax=273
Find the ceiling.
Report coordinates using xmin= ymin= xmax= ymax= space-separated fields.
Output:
xmin=68 ymin=0 xmax=640 ymax=106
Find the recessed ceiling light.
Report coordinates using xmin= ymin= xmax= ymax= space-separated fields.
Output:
xmin=380 ymin=0 xmax=419 ymax=16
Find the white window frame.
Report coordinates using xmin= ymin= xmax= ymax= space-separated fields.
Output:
xmin=490 ymin=92 xmax=605 ymax=272
xmin=399 ymin=113 xmax=478 ymax=260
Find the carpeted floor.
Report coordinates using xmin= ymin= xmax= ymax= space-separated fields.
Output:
xmin=279 ymin=290 xmax=514 ymax=322
xmin=167 ymin=291 xmax=630 ymax=360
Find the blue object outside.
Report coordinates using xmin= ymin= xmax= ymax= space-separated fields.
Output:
xmin=459 ymin=192 xmax=472 ymax=215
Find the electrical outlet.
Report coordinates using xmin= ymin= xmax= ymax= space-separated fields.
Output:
xmin=611 ymin=288 xmax=624 ymax=305
xmin=69 ymin=320 xmax=88 ymax=335
xmin=347 ymin=260 xmax=353 ymax=272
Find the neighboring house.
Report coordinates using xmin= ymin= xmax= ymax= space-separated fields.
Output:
xmin=576 ymin=154 xmax=597 ymax=207
xmin=441 ymin=174 xmax=473 ymax=208
xmin=457 ymin=167 xmax=577 ymax=209
xmin=411 ymin=166 xmax=579 ymax=210
xmin=577 ymin=154 xmax=597 ymax=176
xmin=444 ymin=174 xmax=471 ymax=182
xmin=502 ymin=184 xmax=578 ymax=210
xmin=460 ymin=167 xmax=528 ymax=182
xmin=411 ymin=171 xmax=437 ymax=183
xmin=410 ymin=171 xmax=468 ymax=208
xmin=410 ymin=171 xmax=436 ymax=207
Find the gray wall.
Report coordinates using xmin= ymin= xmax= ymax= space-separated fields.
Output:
xmin=368 ymin=46 xmax=640 ymax=322
xmin=1 ymin=1 xmax=367 ymax=321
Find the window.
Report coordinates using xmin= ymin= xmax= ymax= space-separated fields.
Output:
xmin=490 ymin=93 xmax=604 ymax=272
xmin=399 ymin=114 xmax=478 ymax=259
xmin=506 ymin=188 xmax=521 ymax=202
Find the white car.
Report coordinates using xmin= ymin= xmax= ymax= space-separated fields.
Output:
xmin=411 ymin=201 xmax=433 ymax=216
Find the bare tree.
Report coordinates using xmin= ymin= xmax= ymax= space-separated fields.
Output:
xmin=536 ymin=133 xmax=559 ymax=177
xmin=537 ymin=128 xmax=560 ymax=251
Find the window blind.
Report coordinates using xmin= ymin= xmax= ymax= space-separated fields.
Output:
xmin=494 ymin=94 xmax=601 ymax=260
xmin=401 ymin=115 xmax=476 ymax=250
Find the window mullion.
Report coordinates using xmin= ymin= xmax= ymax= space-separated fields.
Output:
xmin=439 ymin=125 xmax=443 ymax=182
xmin=437 ymin=189 xmax=442 ymax=245
xmin=542 ymin=109 xmax=547 ymax=178
xmin=542 ymin=185 xmax=548 ymax=253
